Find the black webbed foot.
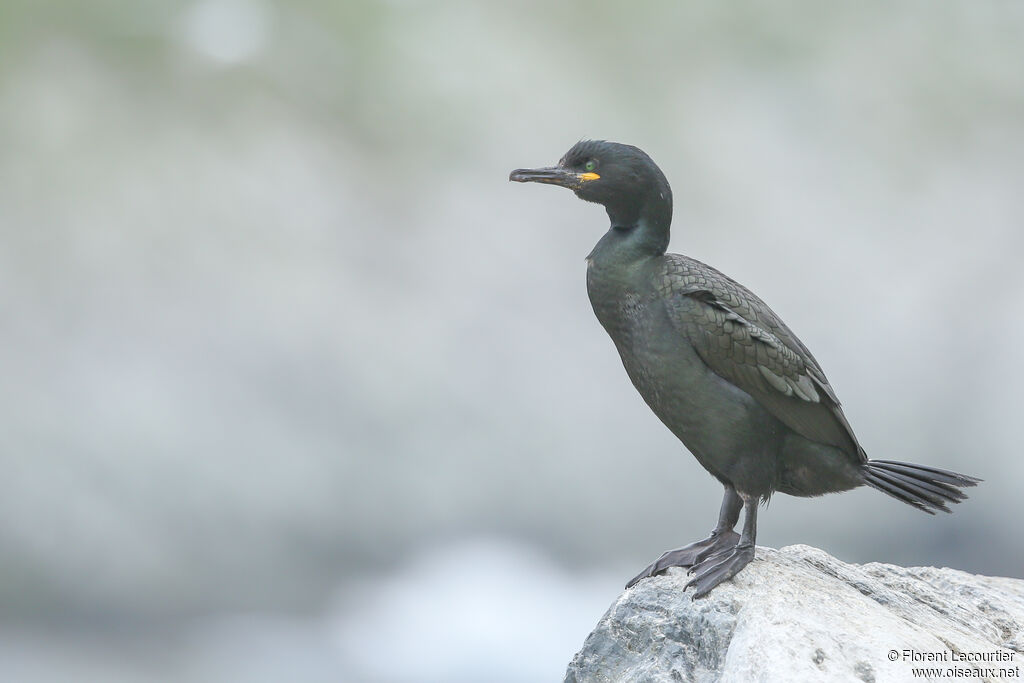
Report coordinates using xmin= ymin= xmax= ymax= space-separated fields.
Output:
xmin=685 ymin=542 xmax=755 ymax=598
xmin=625 ymin=530 xmax=740 ymax=589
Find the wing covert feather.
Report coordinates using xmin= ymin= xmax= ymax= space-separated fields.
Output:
xmin=660 ymin=255 xmax=864 ymax=458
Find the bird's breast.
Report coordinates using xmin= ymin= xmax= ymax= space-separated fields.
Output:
xmin=585 ymin=259 xmax=749 ymax=450
xmin=585 ymin=261 xmax=644 ymax=341
xmin=586 ymin=262 xmax=684 ymax=405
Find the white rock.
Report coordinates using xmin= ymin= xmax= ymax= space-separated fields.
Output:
xmin=564 ymin=545 xmax=1024 ymax=682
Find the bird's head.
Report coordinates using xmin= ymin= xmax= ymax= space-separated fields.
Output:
xmin=509 ymin=140 xmax=672 ymax=231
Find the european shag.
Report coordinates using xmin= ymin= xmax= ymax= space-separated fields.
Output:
xmin=509 ymin=140 xmax=980 ymax=597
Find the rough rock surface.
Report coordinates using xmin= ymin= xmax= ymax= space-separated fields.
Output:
xmin=564 ymin=545 xmax=1024 ymax=683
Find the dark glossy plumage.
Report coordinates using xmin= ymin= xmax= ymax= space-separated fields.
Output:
xmin=660 ymin=254 xmax=860 ymax=456
xmin=510 ymin=140 xmax=980 ymax=597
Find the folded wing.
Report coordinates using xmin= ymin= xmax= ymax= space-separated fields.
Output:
xmin=660 ymin=255 xmax=866 ymax=461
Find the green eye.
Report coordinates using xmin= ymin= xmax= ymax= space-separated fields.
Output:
xmin=584 ymin=160 xmax=597 ymax=172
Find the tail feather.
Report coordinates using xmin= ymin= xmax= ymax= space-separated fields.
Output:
xmin=864 ymin=460 xmax=980 ymax=515
xmin=870 ymin=460 xmax=981 ymax=488
xmin=870 ymin=462 xmax=970 ymax=501
xmin=868 ymin=468 xmax=954 ymax=513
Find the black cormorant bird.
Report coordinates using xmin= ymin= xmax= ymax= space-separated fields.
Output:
xmin=509 ymin=140 xmax=980 ymax=597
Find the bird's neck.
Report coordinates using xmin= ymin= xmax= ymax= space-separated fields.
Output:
xmin=590 ymin=201 xmax=671 ymax=267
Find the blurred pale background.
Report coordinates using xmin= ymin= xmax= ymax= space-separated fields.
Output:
xmin=2 ymin=1 xmax=1022 ymax=681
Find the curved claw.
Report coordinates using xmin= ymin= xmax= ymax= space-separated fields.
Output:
xmin=625 ymin=530 xmax=740 ymax=589
xmin=685 ymin=543 xmax=755 ymax=598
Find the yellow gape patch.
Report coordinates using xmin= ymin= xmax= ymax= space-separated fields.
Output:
xmin=579 ymin=172 xmax=600 ymax=181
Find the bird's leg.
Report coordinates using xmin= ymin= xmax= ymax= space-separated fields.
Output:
xmin=625 ymin=487 xmax=742 ymax=588
xmin=685 ymin=493 xmax=758 ymax=598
